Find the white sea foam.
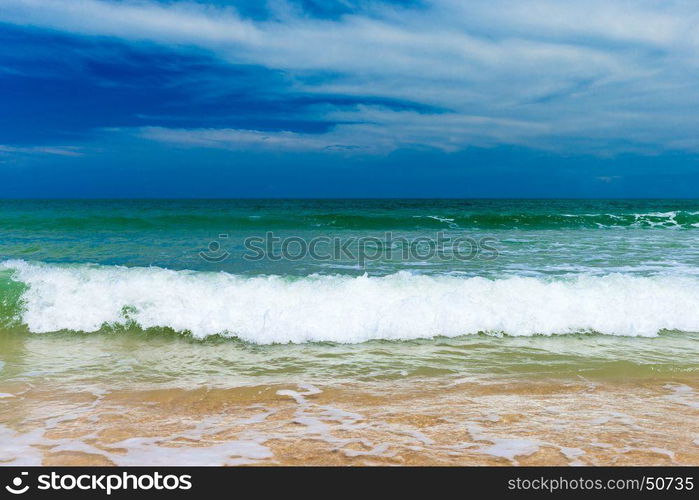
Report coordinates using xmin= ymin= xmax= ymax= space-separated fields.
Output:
xmin=663 ymin=384 xmax=699 ymax=409
xmin=3 ymin=259 xmax=699 ymax=343
xmin=466 ymin=423 xmax=541 ymax=462
xmin=0 ymin=426 xmax=45 ymax=465
xmin=632 ymin=211 xmax=681 ymax=228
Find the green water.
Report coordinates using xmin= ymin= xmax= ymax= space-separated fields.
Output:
xmin=1 ymin=199 xmax=699 ymax=276
xmin=0 ymin=327 xmax=696 ymax=393
xmin=1 ymin=199 xmax=698 ymax=384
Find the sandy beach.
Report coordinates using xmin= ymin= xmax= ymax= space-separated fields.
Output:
xmin=2 ymin=374 xmax=697 ymax=466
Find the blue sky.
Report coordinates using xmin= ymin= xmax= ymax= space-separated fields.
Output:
xmin=1 ymin=0 xmax=699 ymax=197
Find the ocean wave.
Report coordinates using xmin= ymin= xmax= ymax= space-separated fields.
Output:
xmin=2 ymin=210 xmax=699 ymax=231
xmin=2 ymin=260 xmax=699 ymax=343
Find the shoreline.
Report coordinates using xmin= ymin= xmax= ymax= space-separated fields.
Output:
xmin=2 ymin=376 xmax=697 ymax=466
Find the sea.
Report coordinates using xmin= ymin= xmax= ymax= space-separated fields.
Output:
xmin=0 ymin=199 xmax=697 ymax=465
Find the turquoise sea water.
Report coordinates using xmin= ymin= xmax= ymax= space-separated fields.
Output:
xmin=2 ymin=199 xmax=699 ymax=275
xmin=1 ymin=199 xmax=698 ymax=384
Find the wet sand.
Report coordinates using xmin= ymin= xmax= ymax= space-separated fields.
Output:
xmin=1 ymin=376 xmax=697 ymax=466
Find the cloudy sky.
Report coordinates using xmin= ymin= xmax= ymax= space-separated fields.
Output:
xmin=1 ymin=0 xmax=699 ymax=197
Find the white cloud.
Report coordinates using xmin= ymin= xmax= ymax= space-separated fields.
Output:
xmin=3 ymin=0 xmax=699 ymax=154
xmin=0 ymin=0 xmax=260 ymax=45
xmin=138 ymin=126 xmax=374 ymax=152
xmin=0 ymin=145 xmax=84 ymax=157
xmin=137 ymin=107 xmax=551 ymax=153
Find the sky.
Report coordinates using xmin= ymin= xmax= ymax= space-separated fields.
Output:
xmin=1 ymin=0 xmax=699 ymax=198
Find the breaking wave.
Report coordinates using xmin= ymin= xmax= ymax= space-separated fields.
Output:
xmin=2 ymin=260 xmax=699 ymax=343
